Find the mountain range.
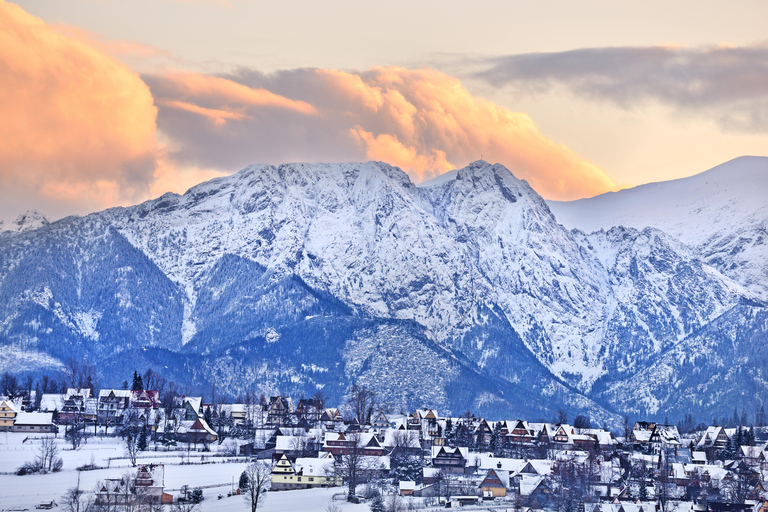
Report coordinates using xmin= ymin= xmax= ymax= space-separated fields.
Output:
xmin=1 ymin=156 xmax=766 ymax=424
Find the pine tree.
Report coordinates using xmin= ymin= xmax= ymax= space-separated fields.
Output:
xmin=239 ymin=471 xmax=248 ymax=490
xmin=369 ymin=494 xmax=385 ymax=512
xmin=138 ymin=428 xmax=148 ymax=451
xmin=639 ymin=477 xmax=648 ymax=501
xmin=490 ymin=421 xmax=503 ymax=456
xmin=132 ymin=371 xmax=143 ymax=391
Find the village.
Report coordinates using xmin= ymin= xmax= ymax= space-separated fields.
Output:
xmin=1 ymin=370 xmax=768 ymax=512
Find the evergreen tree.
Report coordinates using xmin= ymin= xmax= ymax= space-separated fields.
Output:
xmin=489 ymin=421 xmax=503 ymax=456
xmin=639 ymin=477 xmax=648 ymax=501
xmin=239 ymin=471 xmax=249 ymax=490
xmin=369 ymin=494 xmax=385 ymax=512
xmin=132 ymin=371 xmax=143 ymax=391
xmin=444 ymin=418 xmax=453 ymax=441
xmin=204 ymin=406 xmax=213 ymax=426
xmin=748 ymin=426 xmax=756 ymax=446
xmin=138 ymin=428 xmax=148 ymax=451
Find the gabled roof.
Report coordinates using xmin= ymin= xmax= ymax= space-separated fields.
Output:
xmin=98 ymin=389 xmax=132 ymax=399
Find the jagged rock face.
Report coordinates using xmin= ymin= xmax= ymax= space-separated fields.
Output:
xmin=0 ymin=159 xmax=765 ymax=421
xmin=0 ymin=210 xmax=50 ymax=233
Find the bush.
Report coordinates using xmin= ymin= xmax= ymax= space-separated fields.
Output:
xmin=190 ymin=488 xmax=204 ymax=503
xmin=16 ymin=462 xmax=43 ymax=475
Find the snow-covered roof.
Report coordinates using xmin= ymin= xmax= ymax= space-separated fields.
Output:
xmin=1 ymin=398 xmax=21 ymax=413
xmin=14 ymin=412 xmax=53 ymax=425
xmin=382 ymin=428 xmax=420 ymax=448
xmin=431 ymin=446 xmax=468 ymax=459
xmin=66 ymin=388 xmax=91 ymax=399
xmin=39 ymin=394 xmax=65 ymax=412
xmin=98 ymin=389 xmax=132 ymax=399
xmin=519 ymin=474 xmax=546 ymax=496
xmin=295 ymin=456 xmax=334 ymax=476
xmin=183 ymin=397 xmax=202 ymax=413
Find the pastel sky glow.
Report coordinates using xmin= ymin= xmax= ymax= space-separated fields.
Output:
xmin=2 ymin=0 xmax=767 ymax=222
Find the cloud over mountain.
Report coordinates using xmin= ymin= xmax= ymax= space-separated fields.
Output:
xmin=147 ymin=66 xmax=616 ymax=200
xmin=0 ymin=0 xmax=158 ymax=216
xmin=474 ymin=44 xmax=768 ymax=133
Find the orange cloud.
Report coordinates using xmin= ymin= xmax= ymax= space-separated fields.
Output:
xmin=0 ymin=0 xmax=158 ymax=212
xmin=158 ymin=99 xmax=247 ymax=126
xmin=350 ymin=127 xmax=453 ymax=178
xmin=153 ymin=71 xmax=317 ymax=115
xmin=327 ymin=67 xmax=616 ymax=199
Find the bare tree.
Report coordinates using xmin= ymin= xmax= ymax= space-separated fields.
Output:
xmin=243 ymin=460 xmax=272 ymax=511
xmin=1 ymin=372 xmax=19 ymax=397
xmin=122 ymin=427 xmax=140 ymax=466
xmin=173 ymin=502 xmax=200 ymax=512
xmin=36 ymin=437 xmax=63 ymax=472
xmin=61 ymin=485 xmax=91 ymax=512
xmin=346 ymin=384 xmax=375 ymax=424
xmin=334 ymin=432 xmax=372 ymax=500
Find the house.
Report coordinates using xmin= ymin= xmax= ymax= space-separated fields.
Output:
xmin=697 ymin=427 xmax=729 ymax=449
xmin=58 ymin=389 xmax=92 ymax=423
xmin=431 ymin=446 xmax=468 ymax=474
xmin=39 ymin=394 xmax=65 ymax=413
xmin=0 ymin=399 xmax=18 ymax=431
xmin=216 ymin=403 xmax=246 ymax=425
xmin=182 ymin=397 xmax=202 ymax=420
xmin=97 ymin=389 xmax=132 ymax=425
xmin=175 ymin=417 xmax=217 ymax=444
xmin=323 ymin=432 xmax=386 ymax=456
xmin=479 ymin=468 xmax=509 ymax=498
xmin=134 ymin=464 xmax=166 ymax=503
xmin=294 ymin=399 xmax=323 ymax=425
xmin=399 ymin=480 xmax=416 ymax=496
xmin=270 ymin=453 xmax=339 ymax=490
xmin=130 ymin=390 xmax=160 ymax=410
xmin=553 ymin=425 xmax=573 ymax=444
xmin=372 ymin=411 xmax=391 ymax=429
xmin=266 ymin=396 xmax=293 ymax=426
xmin=474 ymin=420 xmax=493 ymax=449
xmin=95 ymin=468 xmax=165 ymax=507
xmin=12 ymin=412 xmax=55 ymax=433
xmin=321 ymin=408 xmax=343 ymax=429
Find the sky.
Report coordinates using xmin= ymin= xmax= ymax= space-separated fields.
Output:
xmin=2 ymin=0 xmax=767 ymax=223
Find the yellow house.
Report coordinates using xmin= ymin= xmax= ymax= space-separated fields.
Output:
xmin=0 ymin=400 xmax=18 ymax=431
xmin=479 ymin=468 xmax=508 ymax=498
xmin=270 ymin=454 xmax=340 ymax=490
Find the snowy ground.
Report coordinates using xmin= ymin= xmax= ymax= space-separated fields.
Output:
xmin=0 ymin=433 xmax=515 ymax=511
xmin=0 ymin=433 xmax=372 ymax=511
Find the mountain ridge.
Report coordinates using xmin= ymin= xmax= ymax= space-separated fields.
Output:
xmin=1 ymin=158 xmax=766 ymax=422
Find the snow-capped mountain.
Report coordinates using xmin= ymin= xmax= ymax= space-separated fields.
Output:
xmin=549 ymin=156 xmax=768 ymax=300
xmin=0 ymin=159 xmax=766 ymax=422
xmin=0 ymin=210 xmax=50 ymax=233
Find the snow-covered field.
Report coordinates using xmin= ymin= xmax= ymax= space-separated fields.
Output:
xmin=0 ymin=433 xmax=371 ymax=511
xmin=0 ymin=433 xmax=514 ymax=511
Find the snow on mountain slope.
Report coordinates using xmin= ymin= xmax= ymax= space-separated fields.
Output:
xmin=0 ymin=159 xmax=764 ymax=420
xmin=0 ymin=210 xmax=50 ymax=233
xmin=548 ymin=156 xmax=768 ymax=299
